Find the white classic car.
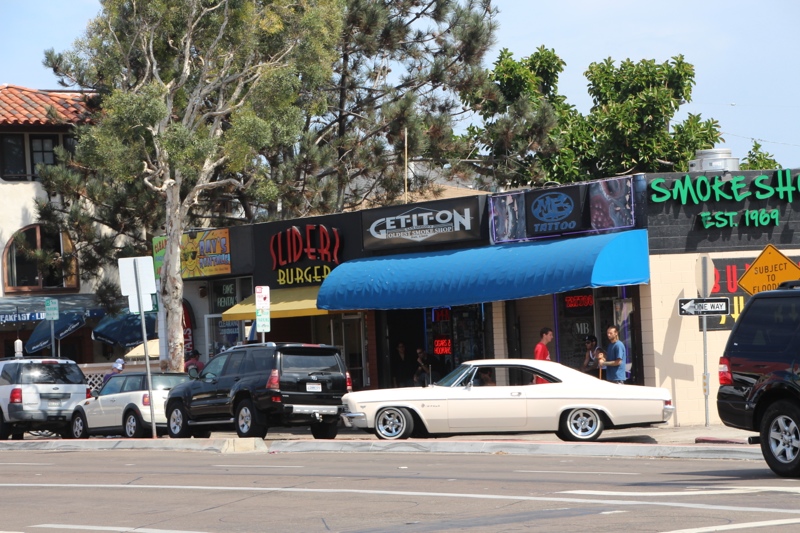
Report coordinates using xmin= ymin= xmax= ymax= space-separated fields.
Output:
xmin=341 ymin=359 xmax=674 ymax=441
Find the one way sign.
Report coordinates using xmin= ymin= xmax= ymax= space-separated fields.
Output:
xmin=678 ymin=297 xmax=730 ymax=316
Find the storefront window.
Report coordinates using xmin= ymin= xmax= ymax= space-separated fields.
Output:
xmin=425 ymin=305 xmax=484 ymax=368
xmin=206 ymin=277 xmax=252 ymax=353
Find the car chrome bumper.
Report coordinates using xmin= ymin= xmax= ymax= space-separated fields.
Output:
xmin=664 ymin=405 xmax=676 ymax=422
xmin=341 ymin=412 xmax=367 ymax=428
xmin=288 ymin=404 xmax=342 ymax=416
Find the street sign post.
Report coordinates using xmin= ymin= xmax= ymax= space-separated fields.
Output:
xmin=679 ymin=292 xmax=730 ymax=427
xmin=45 ymin=298 xmax=59 ymax=355
xmin=738 ymin=244 xmax=800 ymax=296
xmin=255 ymin=286 xmax=270 ymax=335
xmin=678 ymin=297 xmax=730 ymax=316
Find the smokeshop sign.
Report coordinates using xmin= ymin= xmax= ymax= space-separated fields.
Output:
xmin=649 ymin=170 xmax=795 ymax=229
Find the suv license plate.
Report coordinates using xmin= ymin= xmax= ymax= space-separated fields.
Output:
xmin=306 ymin=383 xmax=322 ymax=392
xmin=48 ymin=400 xmax=60 ymax=408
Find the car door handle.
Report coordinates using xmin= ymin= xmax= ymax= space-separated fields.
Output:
xmin=511 ymin=392 xmax=522 ymax=397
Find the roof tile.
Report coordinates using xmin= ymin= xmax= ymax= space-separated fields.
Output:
xmin=0 ymin=84 xmax=93 ymax=126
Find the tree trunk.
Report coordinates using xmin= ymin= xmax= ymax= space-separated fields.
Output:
xmin=161 ymin=179 xmax=186 ymax=372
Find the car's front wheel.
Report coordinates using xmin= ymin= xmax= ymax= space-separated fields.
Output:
xmin=760 ymin=400 xmax=800 ymax=477
xmin=375 ymin=407 xmax=414 ymax=440
xmin=310 ymin=420 xmax=338 ymax=440
xmin=558 ymin=408 xmax=604 ymax=442
xmin=167 ymin=403 xmax=191 ymax=439
xmin=235 ymin=399 xmax=267 ymax=438
xmin=70 ymin=412 xmax=89 ymax=439
xmin=124 ymin=411 xmax=145 ymax=438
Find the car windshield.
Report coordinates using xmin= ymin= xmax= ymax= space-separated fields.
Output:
xmin=434 ymin=364 xmax=474 ymax=387
xmin=19 ymin=363 xmax=85 ymax=385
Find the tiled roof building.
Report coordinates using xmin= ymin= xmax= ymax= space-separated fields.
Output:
xmin=0 ymin=84 xmax=92 ymax=125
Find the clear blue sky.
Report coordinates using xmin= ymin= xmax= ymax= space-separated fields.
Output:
xmin=2 ymin=0 xmax=798 ymax=167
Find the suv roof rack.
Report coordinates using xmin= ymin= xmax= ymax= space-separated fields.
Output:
xmin=778 ymin=280 xmax=800 ymax=289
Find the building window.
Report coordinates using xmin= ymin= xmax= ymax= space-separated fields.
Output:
xmin=30 ymin=135 xmax=58 ymax=168
xmin=3 ymin=225 xmax=79 ymax=292
xmin=0 ymin=134 xmax=27 ymax=181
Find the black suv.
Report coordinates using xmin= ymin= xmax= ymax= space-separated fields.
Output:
xmin=166 ymin=343 xmax=350 ymax=439
xmin=718 ymin=281 xmax=800 ymax=477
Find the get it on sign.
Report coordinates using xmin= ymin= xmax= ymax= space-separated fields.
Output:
xmin=738 ymin=244 xmax=800 ymax=296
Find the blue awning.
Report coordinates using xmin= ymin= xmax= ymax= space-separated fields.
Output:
xmin=25 ymin=312 xmax=86 ymax=353
xmin=317 ymin=229 xmax=650 ymax=310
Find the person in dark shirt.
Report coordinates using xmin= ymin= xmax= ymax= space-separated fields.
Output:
xmin=391 ymin=342 xmax=417 ymax=387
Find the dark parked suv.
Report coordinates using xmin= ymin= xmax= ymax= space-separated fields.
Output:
xmin=718 ymin=281 xmax=800 ymax=477
xmin=166 ymin=343 xmax=351 ymax=439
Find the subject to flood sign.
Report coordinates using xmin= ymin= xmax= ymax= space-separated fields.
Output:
xmin=738 ymin=244 xmax=800 ymax=296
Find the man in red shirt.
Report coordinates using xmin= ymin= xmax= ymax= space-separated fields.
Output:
xmin=534 ymin=327 xmax=554 ymax=360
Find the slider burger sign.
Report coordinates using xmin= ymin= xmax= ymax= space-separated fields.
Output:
xmin=362 ymin=197 xmax=483 ymax=251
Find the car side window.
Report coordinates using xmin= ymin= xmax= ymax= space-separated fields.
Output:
xmin=201 ymin=353 xmax=228 ymax=379
xmin=223 ymin=352 xmax=246 ymax=377
xmin=0 ymin=364 xmax=17 ymax=386
xmin=100 ymin=376 xmax=124 ymax=396
xmin=250 ymin=349 xmax=271 ymax=373
xmin=122 ymin=376 xmax=144 ymax=392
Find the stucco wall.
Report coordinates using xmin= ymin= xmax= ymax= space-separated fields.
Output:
xmin=642 ymin=249 xmax=786 ymax=426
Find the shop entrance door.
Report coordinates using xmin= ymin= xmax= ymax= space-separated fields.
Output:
xmin=331 ymin=314 xmax=367 ymax=390
xmin=204 ymin=314 xmax=241 ymax=358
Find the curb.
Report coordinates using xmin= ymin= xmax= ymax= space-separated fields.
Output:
xmin=0 ymin=438 xmax=763 ymax=461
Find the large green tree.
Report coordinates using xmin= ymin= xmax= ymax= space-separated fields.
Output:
xmin=459 ymin=48 xmax=722 ymax=188
xmin=38 ymin=0 xmax=342 ymax=370
xmin=262 ymin=0 xmax=498 ymax=218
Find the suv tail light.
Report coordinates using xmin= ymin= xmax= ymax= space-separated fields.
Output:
xmin=346 ymin=371 xmax=353 ymax=392
xmin=267 ymin=369 xmax=280 ymax=390
xmin=10 ymin=387 xmax=22 ymax=404
xmin=142 ymin=393 xmax=151 ymax=406
xmin=85 ymin=386 xmax=92 ymax=399
xmin=719 ymin=357 xmax=733 ymax=385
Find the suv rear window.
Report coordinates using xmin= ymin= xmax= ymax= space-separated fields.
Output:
xmin=17 ymin=363 xmax=86 ymax=385
xmin=728 ymin=297 xmax=800 ymax=356
xmin=281 ymin=351 xmax=342 ymax=373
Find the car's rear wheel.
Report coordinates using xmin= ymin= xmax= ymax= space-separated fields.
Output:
xmin=760 ymin=400 xmax=800 ymax=477
xmin=0 ymin=413 xmax=11 ymax=440
xmin=124 ymin=411 xmax=145 ymax=438
xmin=559 ymin=408 xmax=604 ymax=441
xmin=235 ymin=399 xmax=267 ymax=438
xmin=375 ymin=407 xmax=414 ymax=440
xmin=310 ymin=420 xmax=339 ymax=440
xmin=71 ymin=412 xmax=89 ymax=439
xmin=167 ymin=403 xmax=191 ymax=439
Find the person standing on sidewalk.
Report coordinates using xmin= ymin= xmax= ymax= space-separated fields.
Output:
xmin=602 ymin=325 xmax=627 ymax=384
xmin=533 ymin=327 xmax=553 ymax=360
xmin=580 ymin=335 xmax=604 ymax=379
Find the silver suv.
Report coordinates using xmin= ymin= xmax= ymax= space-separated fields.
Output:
xmin=0 ymin=356 xmax=91 ymax=439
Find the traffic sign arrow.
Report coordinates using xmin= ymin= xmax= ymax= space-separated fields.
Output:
xmin=678 ymin=297 xmax=730 ymax=316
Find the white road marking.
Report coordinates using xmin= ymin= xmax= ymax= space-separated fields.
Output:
xmin=565 ymin=488 xmax=762 ymax=496
xmin=515 ymin=470 xmax=639 ymax=476
xmin=212 ymin=465 xmax=303 ymax=468
xmin=662 ymin=518 xmax=800 ymax=532
xmin=32 ymin=526 xmax=207 ymax=533
xmin=3 ymin=483 xmax=800 ymax=516
xmin=0 ymin=463 xmax=53 ymax=466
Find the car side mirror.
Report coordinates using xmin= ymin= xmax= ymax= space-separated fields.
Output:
xmin=91 ymin=390 xmax=99 ymax=398
xmin=188 ymin=367 xmax=199 ymax=379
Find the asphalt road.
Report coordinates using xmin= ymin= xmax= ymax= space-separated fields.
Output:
xmin=0 ymin=448 xmax=798 ymax=532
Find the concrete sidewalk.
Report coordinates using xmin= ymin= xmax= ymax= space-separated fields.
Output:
xmin=1 ymin=424 xmax=765 ymax=462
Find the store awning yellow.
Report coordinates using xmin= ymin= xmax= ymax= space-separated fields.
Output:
xmin=221 ymin=286 xmax=330 ymax=321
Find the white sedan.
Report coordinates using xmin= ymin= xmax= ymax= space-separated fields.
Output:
xmin=341 ymin=359 xmax=674 ymax=441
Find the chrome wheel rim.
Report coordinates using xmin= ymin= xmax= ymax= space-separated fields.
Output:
xmin=169 ymin=408 xmax=183 ymax=435
xmin=125 ymin=415 xmax=137 ymax=437
xmin=568 ymin=409 xmax=599 ymax=439
xmin=376 ymin=409 xmax=404 ymax=439
xmin=768 ymin=415 xmax=800 ymax=464
xmin=238 ymin=406 xmax=252 ymax=434
xmin=72 ymin=416 xmax=84 ymax=438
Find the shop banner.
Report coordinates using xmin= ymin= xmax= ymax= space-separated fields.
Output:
xmin=153 ymin=228 xmax=232 ymax=280
xmin=525 ymin=185 xmax=587 ymax=238
xmin=490 ymin=192 xmax=527 ymax=243
xmin=362 ymin=196 xmax=483 ymax=251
